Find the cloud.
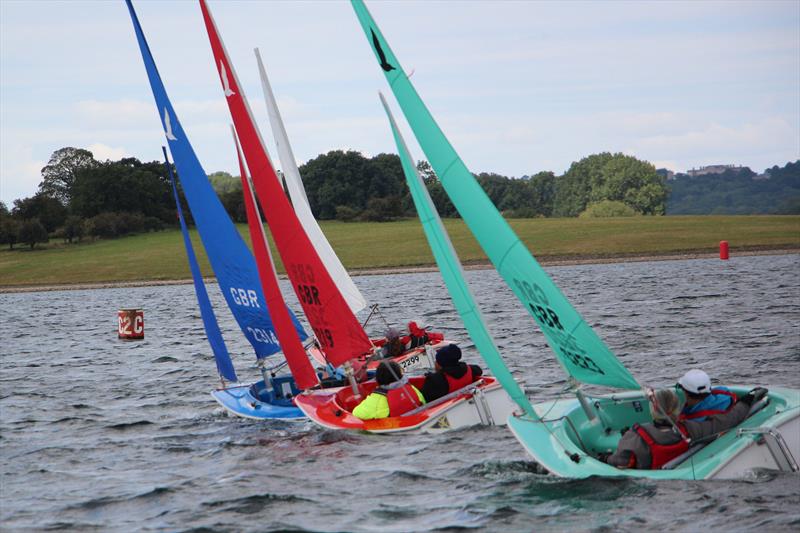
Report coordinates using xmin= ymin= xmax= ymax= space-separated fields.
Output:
xmin=630 ymin=117 xmax=800 ymax=170
xmin=0 ymin=144 xmax=44 ymax=205
xmin=87 ymin=143 xmax=129 ymax=162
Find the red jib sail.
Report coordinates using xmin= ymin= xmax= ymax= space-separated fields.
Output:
xmin=232 ymin=129 xmax=319 ymax=389
xmin=200 ymin=0 xmax=373 ymax=368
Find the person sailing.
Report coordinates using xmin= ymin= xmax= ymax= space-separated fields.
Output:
xmin=352 ymin=361 xmax=426 ymax=420
xmin=420 ymin=344 xmax=483 ymax=403
xmin=677 ymin=368 xmax=737 ymax=421
xmin=604 ymin=386 xmax=767 ymax=469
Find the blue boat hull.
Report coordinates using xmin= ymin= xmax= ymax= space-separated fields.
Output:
xmin=211 ymin=380 xmax=305 ymax=420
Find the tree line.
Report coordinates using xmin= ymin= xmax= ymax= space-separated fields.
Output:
xmin=666 ymin=162 xmax=800 ymax=215
xmin=0 ymin=147 xmax=178 ymax=249
xmin=211 ymin=150 xmax=668 ymax=223
xmin=4 ymin=144 xmax=794 ymax=251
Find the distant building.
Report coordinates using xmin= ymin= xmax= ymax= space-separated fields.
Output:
xmin=686 ymin=164 xmax=744 ymax=177
xmin=656 ymin=168 xmax=675 ymax=180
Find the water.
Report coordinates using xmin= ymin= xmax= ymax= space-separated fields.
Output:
xmin=2 ymin=254 xmax=799 ymax=532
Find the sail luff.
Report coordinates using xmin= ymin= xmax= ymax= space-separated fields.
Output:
xmin=164 ymin=148 xmax=237 ymax=383
xmin=254 ymin=48 xmax=368 ymax=315
xmin=125 ymin=0 xmax=306 ymax=361
xmin=231 ymin=129 xmax=319 ymax=389
xmin=199 ymin=0 xmax=374 ymax=368
xmin=351 ymin=0 xmax=640 ymax=390
xmin=379 ymin=94 xmax=536 ymax=418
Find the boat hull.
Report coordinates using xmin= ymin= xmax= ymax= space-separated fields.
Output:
xmin=295 ymin=376 xmax=516 ymax=434
xmin=308 ymin=337 xmax=449 ymax=374
xmin=506 ymin=386 xmax=800 ymax=479
xmin=211 ymin=381 xmax=305 ymax=420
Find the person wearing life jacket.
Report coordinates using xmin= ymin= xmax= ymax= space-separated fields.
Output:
xmin=604 ymin=386 xmax=766 ymax=469
xmin=352 ymin=361 xmax=426 ymax=420
xmin=379 ymin=327 xmax=405 ymax=359
xmin=420 ymin=344 xmax=483 ymax=403
xmin=677 ymin=368 xmax=738 ymax=422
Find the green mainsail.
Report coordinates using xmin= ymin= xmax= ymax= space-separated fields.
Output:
xmin=353 ymin=0 xmax=639 ymax=390
xmin=379 ymin=93 xmax=537 ymax=418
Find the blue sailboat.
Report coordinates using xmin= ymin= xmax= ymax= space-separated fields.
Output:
xmin=127 ymin=0 xmax=308 ymax=419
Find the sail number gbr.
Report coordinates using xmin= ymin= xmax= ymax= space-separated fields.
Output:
xmin=513 ymin=277 xmax=605 ymax=376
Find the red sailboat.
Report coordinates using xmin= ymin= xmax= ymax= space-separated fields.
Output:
xmin=198 ymin=0 xmax=446 ymax=396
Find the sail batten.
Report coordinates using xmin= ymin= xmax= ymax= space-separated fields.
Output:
xmin=200 ymin=0 xmax=374 ymax=369
xmin=353 ymin=0 xmax=639 ymax=390
xmin=126 ymin=0 xmax=306 ymax=362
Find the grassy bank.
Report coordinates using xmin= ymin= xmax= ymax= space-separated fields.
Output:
xmin=1 ymin=215 xmax=798 ymax=287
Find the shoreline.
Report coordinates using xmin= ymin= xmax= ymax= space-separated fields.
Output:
xmin=2 ymin=247 xmax=796 ymax=294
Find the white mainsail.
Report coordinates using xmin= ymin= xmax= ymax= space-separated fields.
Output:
xmin=255 ymin=48 xmax=368 ymax=314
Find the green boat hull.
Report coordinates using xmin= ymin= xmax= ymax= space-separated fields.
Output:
xmin=507 ymin=386 xmax=800 ymax=479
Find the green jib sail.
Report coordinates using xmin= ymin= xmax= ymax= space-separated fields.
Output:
xmin=353 ymin=0 xmax=640 ymax=390
xmin=379 ymin=93 xmax=537 ymax=418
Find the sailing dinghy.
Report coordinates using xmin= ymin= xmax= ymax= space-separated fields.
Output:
xmin=353 ymin=0 xmax=799 ymax=476
xmin=127 ymin=0 xmax=311 ymax=419
xmin=199 ymin=0 xmax=501 ymax=433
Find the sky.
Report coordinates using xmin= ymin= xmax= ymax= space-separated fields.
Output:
xmin=1 ymin=0 xmax=798 ymax=206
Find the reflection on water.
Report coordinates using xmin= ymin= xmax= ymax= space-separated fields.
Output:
xmin=1 ymin=254 xmax=798 ymax=531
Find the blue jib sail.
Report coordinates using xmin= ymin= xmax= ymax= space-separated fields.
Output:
xmin=165 ymin=148 xmax=237 ymax=382
xmin=126 ymin=0 xmax=306 ymax=358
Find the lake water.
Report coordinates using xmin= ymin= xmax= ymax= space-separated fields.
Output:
xmin=2 ymin=254 xmax=799 ymax=531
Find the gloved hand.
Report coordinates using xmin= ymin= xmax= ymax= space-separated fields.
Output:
xmin=740 ymin=387 xmax=768 ymax=405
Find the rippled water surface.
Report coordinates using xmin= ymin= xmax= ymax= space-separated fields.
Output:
xmin=2 ymin=254 xmax=799 ymax=532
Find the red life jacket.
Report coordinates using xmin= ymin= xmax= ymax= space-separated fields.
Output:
xmin=444 ymin=365 xmax=474 ymax=393
xmin=383 ymin=384 xmax=421 ymax=417
xmin=634 ymin=423 xmax=690 ymax=469
xmin=680 ymin=388 xmax=738 ymax=421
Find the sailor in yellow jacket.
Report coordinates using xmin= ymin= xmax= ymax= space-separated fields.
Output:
xmin=353 ymin=361 xmax=426 ymax=420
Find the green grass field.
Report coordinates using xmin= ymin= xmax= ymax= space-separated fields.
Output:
xmin=1 ymin=216 xmax=798 ymax=287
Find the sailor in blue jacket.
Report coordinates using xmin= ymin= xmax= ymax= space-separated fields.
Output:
xmin=677 ymin=369 xmax=737 ymax=422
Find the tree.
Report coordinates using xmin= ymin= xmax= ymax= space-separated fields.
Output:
xmin=60 ymin=215 xmax=85 ymax=243
xmin=579 ymin=200 xmax=639 ymax=218
xmin=38 ymin=147 xmax=98 ymax=204
xmin=12 ymin=193 xmax=68 ymax=232
xmin=18 ymin=218 xmax=49 ymax=249
xmin=0 ymin=217 xmax=20 ymax=249
xmin=71 ymin=157 xmax=174 ymax=223
xmin=553 ymin=153 xmax=666 ymax=217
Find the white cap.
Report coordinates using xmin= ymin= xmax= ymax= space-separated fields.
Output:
xmin=678 ymin=369 xmax=711 ymax=394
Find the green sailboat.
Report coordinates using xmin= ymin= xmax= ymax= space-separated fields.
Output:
xmin=357 ymin=0 xmax=799 ymax=479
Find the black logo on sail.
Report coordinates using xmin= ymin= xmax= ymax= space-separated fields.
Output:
xmin=371 ymin=29 xmax=395 ymax=72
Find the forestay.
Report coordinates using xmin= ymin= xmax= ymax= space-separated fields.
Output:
xmin=255 ymin=49 xmax=368 ymax=315
xmin=126 ymin=0 xmax=306 ymax=360
xmin=165 ymin=149 xmax=237 ymax=383
xmin=352 ymin=0 xmax=639 ymax=390
xmin=379 ymin=93 xmax=536 ymax=418
xmin=200 ymin=0 xmax=374 ymax=368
